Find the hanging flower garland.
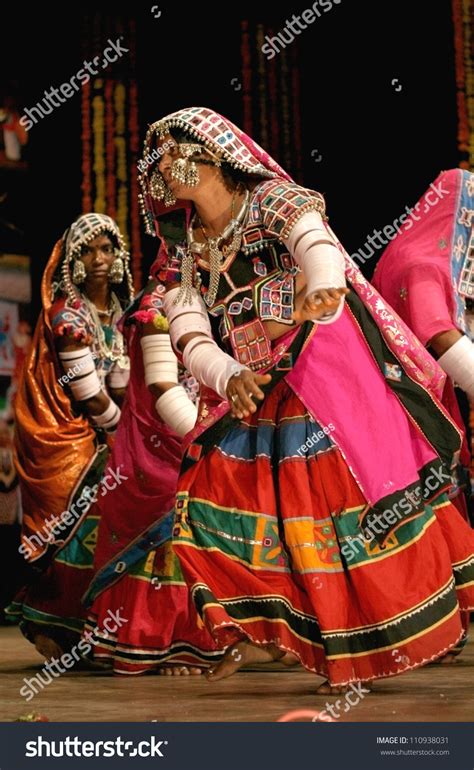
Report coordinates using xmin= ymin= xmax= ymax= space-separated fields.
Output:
xmin=128 ymin=80 xmax=142 ymax=290
xmin=453 ymin=0 xmax=474 ymax=498
xmin=105 ymin=79 xmax=117 ymax=222
xmin=462 ymin=0 xmax=474 ymax=169
xmin=114 ymin=82 xmax=129 ymax=249
xmin=92 ymin=85 xmax=106 ymax=213
xmin=81 ymin=13 xmax=141 ymax=288
xmin=81 ymin=81 xmax=92 ymax=212
xmin=452 ymin=0 xmax=473 ymax=168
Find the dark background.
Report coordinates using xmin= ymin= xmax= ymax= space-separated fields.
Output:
xmin=1 ymin=0 xmax=460 ymax=320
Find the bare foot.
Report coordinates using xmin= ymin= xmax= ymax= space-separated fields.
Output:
xmin=437 ymin=653 xmax=458 ymax=665
xmin=206 ymin=641 xmax=284 ymax=682
xmin=158 ymin=665 xmax=203 ymax=676
xmin=34 ymin=634 xmax=64 ymax=660
xmin=316 ymin=680 xmax=372 ymax=695
xmin=281 ymin=653 xmax=299 ymax=667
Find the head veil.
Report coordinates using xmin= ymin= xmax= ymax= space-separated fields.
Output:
xmin=14 ymin=214 xmax=132 ymax=561
xmin=138 ymin=107 xmax=450 ymax=401
xmin=138 ymin=106 xmax=291 ymax=274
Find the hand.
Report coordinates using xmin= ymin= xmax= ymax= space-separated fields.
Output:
xmin=292 ymin=287 xmax=349 ymax=324
xmin=226 ymin=370 xmax=272 ymax=419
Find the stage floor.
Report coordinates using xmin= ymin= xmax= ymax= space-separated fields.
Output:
xmin=1 ymin=625 xmax=473 ymax=723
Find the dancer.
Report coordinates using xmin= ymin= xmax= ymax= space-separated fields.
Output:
xmin=9 ymin=213 xmax=133 ymax=658
xmin=373 ymin=169 xmax=474 ymax=660
xmin=137 ymin=107 xmax=474 ymax=692
xmin=82 ymin=278 xmax=222 ymax=675
xmin=373 ymin=168 xmax=473 ymax=519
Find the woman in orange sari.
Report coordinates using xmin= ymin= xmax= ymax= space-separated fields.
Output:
xmin=9 ymin=213 xmax=134 ymax=658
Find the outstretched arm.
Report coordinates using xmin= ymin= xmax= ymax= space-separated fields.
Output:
xmin=283 ymin=211 xmax=349 ymax=324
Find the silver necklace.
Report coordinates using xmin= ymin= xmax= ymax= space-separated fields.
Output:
xmin=82 ymin=292 xmax=125 ymax=363
xmin=95 ymin=305 xmax=114 ymax=317
xmin=186 ymin=187 xmax=250 ymax=307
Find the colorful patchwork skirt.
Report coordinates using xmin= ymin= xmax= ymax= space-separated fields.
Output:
xmin=84 ymin=541 xmax=222 ymax=675
xmin=172 ymin=378 xmax=474 ymax=686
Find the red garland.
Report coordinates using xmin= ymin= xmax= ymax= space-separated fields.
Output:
xmin=80 ymin=13 xmax=149 ymax=289
xmin=452 ymin=0 xmax=474 ymax=488
xmin=81 ymin=81 xmax=92 ymax=212
xmin=105 ymin=79 xmax=117 ymax=221
xmin=128 ymin=80 xmax=142 ymax=290
xmin=452 ymin=0 xmax=470 ymax=160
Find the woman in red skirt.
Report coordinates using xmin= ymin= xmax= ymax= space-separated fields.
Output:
xmin=135 ymin=107 xmax=474 ymax=693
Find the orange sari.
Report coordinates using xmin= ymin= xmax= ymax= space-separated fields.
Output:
xmin=14 ymin=241 xmax=97 ymax=562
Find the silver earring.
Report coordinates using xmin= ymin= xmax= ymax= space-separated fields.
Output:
xmin=149 ymin=169 xmax=176 ymax=207
xmin=109 ymin=257 xmax=124 ymax=284
xmin=170 ymin=158 xmax=200 ymax=188
xmin=72 ymin=259 xmax=86 ymax=284
xmin=150 ymin=170 xmax=168 ymax=200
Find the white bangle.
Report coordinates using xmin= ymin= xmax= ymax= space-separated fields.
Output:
xmin=163 ymin=286 xmax=213 ymax=345
xmin=91 ymin=398 xmax=121 ymax=431
xmin=437 ymin=335 xmax=474 ymax=398
xmin=141 ymin=334 xmax=178 ymax=386
xmin=107 ymin=365 xmax=130 ymax=389
xmin=155 ymin=385 xmax=198 ymax=437
xmin=283 ymin=212 xmax=346 ymax=325
xmin=283 ymin=211 xmax=346 ymax=294
xmin=59 ymin=347 xmax=101 ymax=400
xmin=162 ymin=286 xmax=246 ymax=399
xmin=182 ymin=336 xmax=247 ymax=401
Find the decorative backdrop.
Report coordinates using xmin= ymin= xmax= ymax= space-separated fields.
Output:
xmin=80 ymin=14 xmax=142 ymax=289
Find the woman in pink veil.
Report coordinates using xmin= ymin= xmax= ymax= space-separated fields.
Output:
xmin=373 ymin=168 xmax=473 ymax=523
xmin=82 ymin=276 xmax=222 ymax=674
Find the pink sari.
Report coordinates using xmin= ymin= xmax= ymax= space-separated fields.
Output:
xmin=373 ymin=169 xmax=473 ymax=486
xmin=83 ymin=283 xmax=221 ymax=674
